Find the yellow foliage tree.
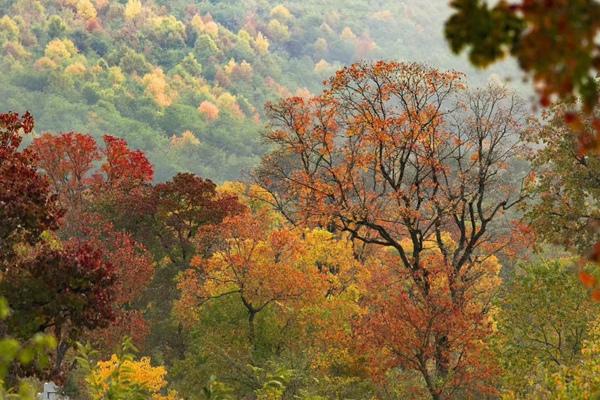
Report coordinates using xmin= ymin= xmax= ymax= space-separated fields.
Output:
xmin=124 ymin=0 xmax=142 ymax=20
xmin=34 ymin=56 xmax=58 ymax=71
xmin=170 ymin=130 xmax=201 ymax=149
xmin=175 ymin=208 xmax=362 ymax=354
xmin=203 ymin=20 xmax=219 ymax=37
xmin=76 ymin=0 xmax=96 ymax=20
xmin=502 ymin=316 xmax=600 ymax=399
xmin=266 ymin=19 xmax=289 ymax=42
xmin=269 ymin=5 xmax=292 ymax=22
xmin=108 ymin=66 xmax=126 ymax=85
xmin=216 ymin=92 xmax=243 ymax=118
xmin=254 ymin=32 xmax=269 ymax=55
xmin=142 ymin=68 xmax=175 ymax=107
xmin=87 ymin=353 xmax=177 ymax=400
xmin=190 ymin=14 xmax=205 ymax=32
xmin=190 ymin=15 xmax=217 ymax=37
xmin=0 ymin=16 xmax=19 ymax=43
xmin=44 ymin=38 xmax=77 ymax=62
xmin=65 ymin=61 xmax=87 ymax=75
xmin=340 ymin=26 xmax=356 ymax=41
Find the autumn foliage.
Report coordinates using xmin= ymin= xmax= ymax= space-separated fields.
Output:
xmin=0 ymin=112 xmax=62 ymax=267
xmin=1 ymin=52 xmax=599 ymax=399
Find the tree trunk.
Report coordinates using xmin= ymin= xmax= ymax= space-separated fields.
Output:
xmin=435 ymin=334 xmax=450 ymax=378
xmin=248 ymin=310 xmax=256 ymax=348
xmin=52 ymin=325 xmax=69 ymax=381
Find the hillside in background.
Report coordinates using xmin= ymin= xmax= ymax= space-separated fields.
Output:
xmin=0 ymin=0 xmax=522 ymax=180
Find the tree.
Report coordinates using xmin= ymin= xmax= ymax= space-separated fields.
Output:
xmin=177 ymin=210 xmax=324 ymax=346
xmin=30 ymin=133 xmax=155 ymax=349
xmin=445 ymin=0 xmax=600 ymax=153
xmin=0 ymin=297 xmax=56 ymax=400
xmin=30 ymin=132 xmax=100 ymax=213
xmin=104 ymin=173 xmax=245 ymax=361
xmin=124 ymin=0 xmax=142 ymax=21
xmin=496 ymin=259 xmax=600 ymax=397
xmin=501 ymin=314 xmax=600 ymax=399
xmin=93 ymin=135 xmax=153 ymax=192
xmin=445 ymin=0 xmax=599 ymax=110
xmin=44 ymin=38 xmax=77 ymax=63
xmin=1 ymin=240 xmax=116 ymax=379
xmin=0 ymin=112 xmax=62 ymax=270
xmin=256 ymin=61 xmax=530 ymax=398
xmin=357 ymin=240 xmax=502 ymax=399
xmin=174 ymin=206 xmax=365 ymax=397
xmin=30 ymin=132 xmax=154 ymax=245
xmin=76 ymin=215 xmax=154 ymax=350
xmin=198 ymin=100 xmax=219 ymax=121
xmin=141 ymin=173 xmax=244 ymax=267
xmin=31 ymin=133 xmax=153 ymax=206
xmin=269 ymin=5 xmax=293 ymax=22
xmin=78 ymin=339 xmax=177 ymax=400
xmin=524 ymin=103 xmax=600 ymax=261
xmin=142 ymin=68 xmax=175 ymax=108
xmin=258 ymin=61 xmax=528 ymax=283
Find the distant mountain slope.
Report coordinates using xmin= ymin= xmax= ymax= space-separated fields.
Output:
xmin=0 ymin=0 xmax=523 ymax=180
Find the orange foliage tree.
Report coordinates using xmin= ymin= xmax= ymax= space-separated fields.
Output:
xmin=176 ymin=207 xmax=362 ymax=352
xmin=358 ymin=241 xmax=502 ymax=399
xmin=256 ymin=61 xmax=530 ymax=397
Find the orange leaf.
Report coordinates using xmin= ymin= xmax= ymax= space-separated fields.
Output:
xmin=579 ymin=271 xmax=597 ymax=289
xmin=190 ymin=255 xmax=203 ymax=268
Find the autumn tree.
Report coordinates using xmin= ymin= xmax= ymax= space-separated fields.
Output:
xmin=445 ymin=4 xmax=600 ymax=281
xmin=519 ymin=315 xmax=600 ymax=399
xmin=95 ymin=173 xmax=244 ymax=361
xmin=0 ymin=112 xmax=62 ymax=270
xmin=77 ymin=339 xmax=178 ymax=400
xmin=30 ymin=132 xmax=100 ymax=214
xmin=30 ymin=133 xmax=155 ymax=349
xmin=524 ymin=103 xmax=600 ymax=260
xmin=174 ymin=205 xmax=364 ymax=396
xmin=76 ymin=215 xmax=154 ymax=350
xmin=30 ymin=132 xmax=154 ymax=219
xmin=445 ymin=0 xmax=600 ymax=149
xmin=358 ymin=240 xmax=502 ymax=399
xmin=1 ymin=240 xmax=116 ymax=379
xmin=445 ymin=0 xmax=600 ymax=303
xmin=0 ymin=114 xmax=121 ymax=381
xmin=30 ymin=132 xmax=155 ymax=250
xmin=139 ymin=173 xmax=244 ymax=266
xmin=256 ymin=61 xmax=530 ymax=398
xmin=177 ymin=211 xmax=323 ymax=346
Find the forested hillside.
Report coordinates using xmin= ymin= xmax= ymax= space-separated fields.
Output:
xmin=4 ymin=1 xmax=600 ymax=400
xmin=0 ymin=0 xmax=517 ymax=180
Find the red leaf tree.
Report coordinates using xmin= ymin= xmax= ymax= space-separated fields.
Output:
xmin=0 ymin=112 xmax=62 ymax=268
xmin=30 ymin=133 xmax=156 ymax=348
xmin=0 ymin=240 xmax=116 ymax=379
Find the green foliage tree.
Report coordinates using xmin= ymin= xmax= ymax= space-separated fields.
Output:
xmin=0 ymin=298 xmax=56 ymax=400
xmin=496 ymin=259 xmax=600 ymax=396
xmin=525 ymin=103 xmax=600 ymax=257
